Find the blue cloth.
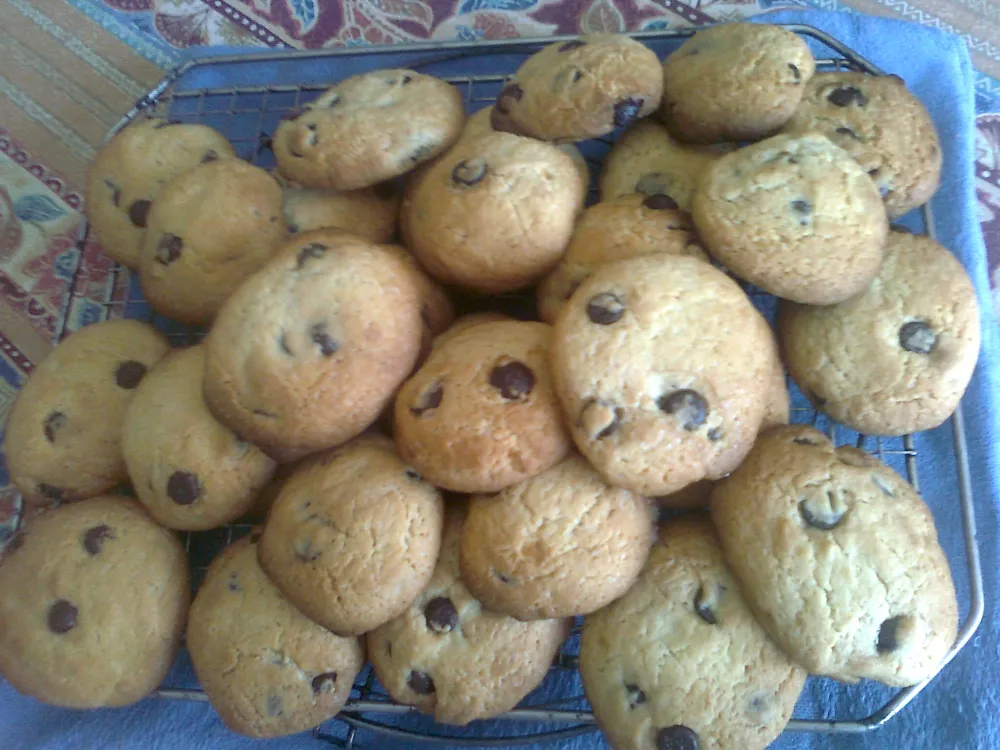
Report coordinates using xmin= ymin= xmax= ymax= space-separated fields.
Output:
xmin=2 ymin=9 xmax=998 ymax=750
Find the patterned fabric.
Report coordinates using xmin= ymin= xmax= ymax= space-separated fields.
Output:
xmin=0 ymin=0 xmax=998 ymax=543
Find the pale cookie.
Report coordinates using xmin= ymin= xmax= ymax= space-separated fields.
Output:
xmin=394 ymin=320 xmax=571 ymax=493
xmin=0 ymin=497 xmax=188 ymax=708
xmin=282 ymin=181 xmax=400 ymax=243
xmin=4 ymin=320 xmax=170 ymax=509
xmin=599 ymin=121 xmax=731 ymax=209
xmin=537 ymin=193 xmax=708 ymax=323
xmin=780 ymin=230 xmax=980 ymax=435
xmin=273 ymin=70 xmax=464 ymax=191
xmin=580 ymin=515 xmax=806 ymax=750
xmin=86 ymin=119 xmax=235 ymax=269
xmin=368 ymin=511 xmax=570 ymax=725
xmin=711 ymin=425 xmax=959 ymax=685
xmin=660 ymin=23 xmax=816 ymax=143
xmin=122 ymin=346 xmax=276 ymax=531
xmin=203 ymin=230 xmax=423 ymax=463
xmin=550 ymin=254 xmax=774 ymax=496
xmin=258 ymin=434 xmax=444 ymax=636
xmin=188 ymin=533 xmax=364 ymax=738
xmin=401 ymin=131 xmax=584 ymax=294
xmin=491 ymin=34 xmax=662 ymax=142
xmin=139 ymin=158 xmax=287 ymax=326
xmin=692 ymin=132 xmax=888 ymax=304
xmin=460 ymin=454 xmax=655 ymax=620
xmin=783 ymin=72 xmax=942 ymax=218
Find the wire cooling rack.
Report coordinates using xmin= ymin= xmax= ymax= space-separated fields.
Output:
xmin=58 ymin=24 xmax=984 ymax=749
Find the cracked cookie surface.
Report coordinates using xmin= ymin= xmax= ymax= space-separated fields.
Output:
xmin=460 ymin=454 xmax=655 ymax=620
xmin=202 ymin=229 xmax=423 ymax=463
xmin=489 ymin=34 xmax=662 ymax=142
xmin=5 ymin=320 xmax=169 ymax=509
xmin=257 ymin=434 xmax=444 ymax=636
xmin=550 ymin=254 xmax=774 ymax=496
xmin=692 ymin=132 xmax=888 ymax=304
xmin=0 ymin=497 xmax=189 ymax=708
xmin=367 ymin=510 xmax=569 ymax=725
xmin=580 ymin=514 xmax=805 ymax=750
xmin=783 ymin=72 xmax=941 ymax=218
xmin=273 ymin=69 xmax=464 ymax=191
xmin=780 ymin=230 xmax=980 ymax=435
xmin=187 ymin=533 xmax=364 ymax=737
xmin=710 ymin=425 xmax=958 ymax=685
xmin=86 ymin=118 xmax=235 ymax=268
xmin=660 ymin=23 xmax=816 ymax=143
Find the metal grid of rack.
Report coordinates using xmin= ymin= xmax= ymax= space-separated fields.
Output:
xmin=58 ymin=24 xmax=982 ymax=748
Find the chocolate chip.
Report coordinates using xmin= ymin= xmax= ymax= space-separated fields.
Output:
xmin=404 ymin=468 xmax=422 ymax=481
xmin=569 ymin=70 xmax=583 ymax=84
xmin=82 ymin=525 xmax=113 ymax=555
xmin=400 ymin=75 xmax=413 ymax=85
xmin=115 ymin=361 xmax=147 ymax=389
xmin=39 ymin=483 xmax=64 ymax=502
xmin=656 ymin=725 xmax=700 ymax=750
xmin=452 ymin=158 xmax=487 ymax=186
xmin=658 ymin=389 xmax=708 ymax=431
xmin=793 ymin=436 xmax=819 ymax=446
xmin=227 ymin=573 xmax=240 ymax=592
xmin=155 ymin=233 xmax=183 ymax=265
xmin=48 ymin=600 xmax=78 ymax=634
xmin=411 ymin=383 xmax=443 ymax=416
xmin=799 ymin=488 xmax=851 ymax=530
xmin=104 ymin=179 xmax=121 ymax=207
xmin=311 ymin=672 xmax=338 ymax=694
xmin=625 ymin=682 xmax=646 ymax=710
xmin=167 ymin=470 xmax=201 ymax=506
xmin=613 ymin=98 xmax=643 ymax=128
xmin=643 ymin=193 xmax=679 ymax=211
xmin=309 ymin=323 xmax=339 ymax=357
xmin=587 ymin=292 xmax=624 ymax=325
xmin=492 ymin=568 xmax=513 ymax=584
xmin=409 ymin=144 xmax=435 ymax=164
xmin=266 ymin=694 xmax=283 ymax=716
xmin=899 ymin=321 xmax=936 ymax=354
xmin=278 ymin=332 xmax=292 ymax=356
xmin=201 ymin=149 xmax=219 ymax=163
xmin=558 ymin=40 xmax=587 ymax=52
xmin=580 ymin=400 xmax=622 ymax=440
xmin=424 ymin=597 xmax=459 ymax=634
xmin=827 ymin=86 xmax=866 ymax=107
xmin=835 ymin=126 xmax=859 ymax=139
xmin=43 ymin=411 xmax=67 ymax=443
xmin=694 ymin=585 xmax=718 ymax=625
xmin=494 ymin=83 xmax=524 ymax=115
xmin=707 ymin=427 xmax=723 ymax=442
xmin=788 ymin=63 xmax=801 ymax=82
xmin=791 ymin=199 xmax=811 ymax=215
xmin=407 ymin=670 xmax=435 ymax=695
xmin=296 ymin=242 xmax=328 ymax=269
xmin=128 ymin=200 xmax=151 ymax=228
xmin=868 ymin=168 xmax=881 ymax=179
xmin=295 ymin=538 xmax=320 ymax=562
xmin=489 ymin=360 xmax=535 ymax=400
xmin=877 ymin=616 xmax=903 ymax=653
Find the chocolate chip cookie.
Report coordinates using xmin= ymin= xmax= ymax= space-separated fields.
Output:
xmin=692 ymin=132 xmax=889 ymax=304
xmin=401 ymin=131 xmax=585 ymax=294
xmin=660 ymin=23 xmax=816 ymax=143
xmin=780 ymin=230 xmax=980 ymax=435
xmin=368 ymin=510 xmax=570 ymax=725
xmin=86 ymin=118 xmax=235 ymax=268
xmin=122 ymin=346 xmax=276 ymax=531
xmin=188 ymin=533 xmax=364 ymax=737
xmin=282 ymin=181 xmax=400 ymax=243
xmin=5 ymin=320 xmax=170 ymax=509
xmin=0 ymin=497 xmax=188 ymax=707
xmin=550 ymin=254 xmax=774 ymax=496
xmin=598 ymin=120 xmax=731 ymax=209
xmin=580 ymin=515 xmax=806 ymax=750
xmin=490 ymin=34 xmax=662 ymax=142
xmin=257 ymin=434 xmax=444 ymax=636
xmin=202 ymin=229 xmax=424 ymax=463
xmin=138 ymin=158 xmax=288 ymax=326
xmin=273 ymin=70 xmax=464 ymax=191
xmin=460 ymin=454 xmax=655 ymax=620
xmin=783 ymin=72 xmax=942 ymax=218
xmin=711 ymin=425 xmax=959 ymax=685
xmin=537 ymin=193 xmax=708 ymax=323
xmin=394 ymin=320 xmax=571 ymax=493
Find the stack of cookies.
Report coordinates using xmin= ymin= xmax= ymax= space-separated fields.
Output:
xmin=0 ymin=23 xmax=979 ymax=750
